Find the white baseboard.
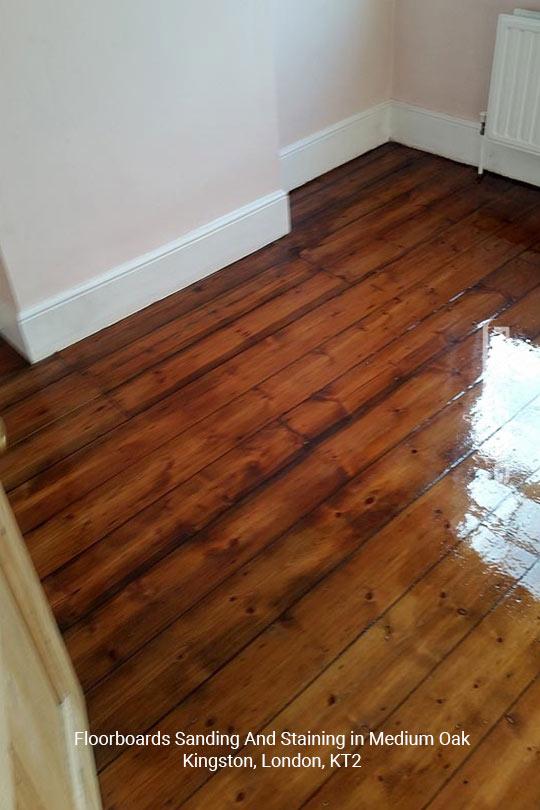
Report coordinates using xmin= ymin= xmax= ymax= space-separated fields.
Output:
xmin=485 ymin=137 xmax=540 ymax=187
xmin=280 ymin=100 xmax=540 ymax=189
xmin=391 ymin=101 xmax=540 ymax=186
xmin=391 ymin=102 xmax=480 ymax=167
xmin=9 ymin=190 xmax=290 ymax=363
xmin=279 ymin=102 xmax=392 ymax=191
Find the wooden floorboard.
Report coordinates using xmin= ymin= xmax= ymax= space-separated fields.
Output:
xmin=1 ymin=145 xmax=539 ymax=809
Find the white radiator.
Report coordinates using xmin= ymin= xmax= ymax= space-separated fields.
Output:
xmin=485 ymin=11 xmax=540 ymax=156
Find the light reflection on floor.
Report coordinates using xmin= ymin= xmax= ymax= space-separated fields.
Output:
xmin=455 ymin=329 xmax=540 ymax=597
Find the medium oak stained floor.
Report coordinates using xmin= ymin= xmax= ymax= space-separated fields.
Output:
xmin=1 ymin=143 xmax=540 ymax=809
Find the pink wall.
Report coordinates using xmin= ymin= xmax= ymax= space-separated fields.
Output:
xmin=272 ymin=0 xmax=394 ymax=147
xmin=0 ymin=0 xmax=282 ymax=311
xmin=394 ymin=0 xmax=540 ymax=121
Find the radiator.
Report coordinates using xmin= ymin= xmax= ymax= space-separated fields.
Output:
xmin=485 ymin=11 xmax=540 ymax=157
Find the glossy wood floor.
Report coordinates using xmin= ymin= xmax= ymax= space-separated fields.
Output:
xmin=1 ymin=143 xmax=540 ymax=809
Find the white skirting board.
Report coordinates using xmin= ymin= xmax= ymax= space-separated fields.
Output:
xmin=391 ymin=103 xmax=481 ymax=167
xmin=279 ymin=102 xmax=392 ymax=191
xmin=7 ymin=190 xmax=290 ymax=363
xmin=391 ymin=102 xmax=540 ymax=187
xmin=281 ymin=101 xmax=540 ymax=194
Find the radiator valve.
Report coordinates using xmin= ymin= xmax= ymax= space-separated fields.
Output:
xmin=479 ymin=111 xmax=487 ymax=136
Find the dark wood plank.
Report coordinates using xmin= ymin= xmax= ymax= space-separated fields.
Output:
xmin=83 ymin=258 xmax=317 ymax=390
xmin=290 ymin=144 xmax=418 ymax=225
xmin=45 ymin=421 xmax=305 ymax=627
xmin=290 ymin=156 xmax=467 ymax=248
xmin=0 ymin=338 xmax=27 ymax=378
xmin=427 ymin=676 xmax=540 ymax=809
xmin=0 ymin=396 xmax=127 ymax=491
xmin=59 ymin=239 xmax=298 ymax=369
xmin=1 ymin=370 xmax=104 ymax=446
xmin=299 ymin=563 xmax=540 ymax=810
xmin=0 ymin=355 xmax=69 ymax=411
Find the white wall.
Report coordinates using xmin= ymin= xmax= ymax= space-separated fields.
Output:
xmin=394 ymin=0 xmax=540 ymax=121
xmin=272 ymin=0 xmax=395 ymax=147
xmin=0 ymin=0 xmax=285 ymax=325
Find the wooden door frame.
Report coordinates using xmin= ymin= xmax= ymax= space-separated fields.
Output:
xmin=0 ymin=486 xmax=102 ymax=809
